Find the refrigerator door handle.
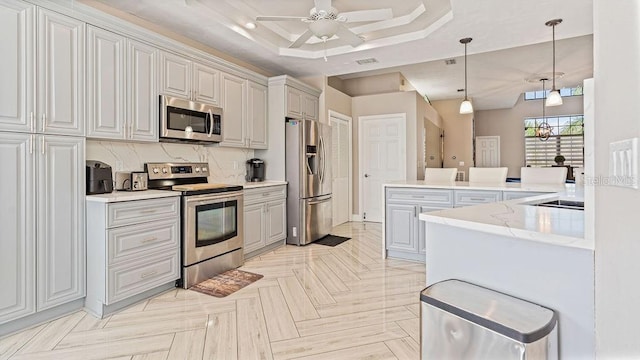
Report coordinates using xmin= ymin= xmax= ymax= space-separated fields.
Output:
xmin=308 ymin=196 xmax=331 ymax=205
xmin=319 ymin=135 xmax=326 ymax=184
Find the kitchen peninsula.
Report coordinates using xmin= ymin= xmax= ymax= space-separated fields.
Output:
xmin=401 ymin=181 xmax=593 ymax=359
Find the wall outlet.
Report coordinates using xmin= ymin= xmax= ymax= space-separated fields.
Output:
xmin=232 ymin=161 xmax=238 ymax=170
xmin=609 ymin=138 xmax=638 ymax=189
xmin=459 ymin=161 xmax=465 ymax=166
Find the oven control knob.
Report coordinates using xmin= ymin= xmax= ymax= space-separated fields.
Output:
xmin=195 ymin=167 xmax=200 ymax=173
xmin=202 ymin=167 xmax=208 ymax=172
xmin=162 ymin=168 xmax=168 ymax=174
xmin=152 ymin=168 xmax=159 ymax=174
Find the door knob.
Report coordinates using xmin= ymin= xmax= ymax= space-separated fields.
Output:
xmin=364 ymin=174 xmax=370 ymax=178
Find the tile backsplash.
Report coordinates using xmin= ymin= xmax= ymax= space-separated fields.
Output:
xmin=87 ymin=140 xmax=254 ymax=184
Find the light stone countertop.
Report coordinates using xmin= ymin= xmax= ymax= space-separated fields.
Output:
xmin=86 ymin=190 xmax=180 ymax=203
xmin=240 ymin=180 xmax=287 ymax=189
xmin=384 ymin=180 xmax=572 ymax=193
xmin=418 ymin=188 xmax=591 ymax=250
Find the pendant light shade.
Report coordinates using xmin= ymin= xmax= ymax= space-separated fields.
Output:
xmin=537 ymin=78 xmax=552 ymax=141
xmin=459 ymin=100 xmax=473 ymax=114
xmin=545 ymin=19 xmax=563 ymax=107
xmin=459 ymin=37 xmax=473 ymax=114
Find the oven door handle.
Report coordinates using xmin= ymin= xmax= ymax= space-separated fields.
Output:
xmin=185 ymin=195 xmax=242 ymax=206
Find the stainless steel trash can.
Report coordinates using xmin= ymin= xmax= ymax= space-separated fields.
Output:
xmin=421 ymin=280 xmax=558 ymax=359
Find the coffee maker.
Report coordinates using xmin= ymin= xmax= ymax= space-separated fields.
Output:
xmin=245 ymin=158 xmax=265 ymax=182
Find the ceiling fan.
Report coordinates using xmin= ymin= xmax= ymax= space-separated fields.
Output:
xmin=256 ymin=0 xmax=392 ymax=48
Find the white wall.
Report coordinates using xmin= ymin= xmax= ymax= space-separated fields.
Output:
xmin=594 ymin=1 xmax=640 ymax=357
xmin=475 ymin=95 xmax=585 ymax=178
xmin=431 ymin=99 xmax=474 ymax=177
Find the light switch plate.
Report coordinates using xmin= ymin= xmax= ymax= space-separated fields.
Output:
xmin=609 ymin=138 xmax=638 ymax=189
xmin=459 ymin=161 xmax=465 ymax=166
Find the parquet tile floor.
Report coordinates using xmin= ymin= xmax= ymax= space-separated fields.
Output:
xmin=0 ymin=222 xmax=425 ymax=359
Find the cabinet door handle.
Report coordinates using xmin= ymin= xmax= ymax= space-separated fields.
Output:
xmin=194 ymin=90 xmax=197 ymax=99
xmin=41 ymin=114 xmax=46 ymax=132
xmin=41 ymin=136 xmax=45 ymax=155
xmin=140 ymin=270 xmax=157 ymax=279
xmin=29 ymin=135 xmax=34 ymax=154
xmin=262 ymin=193 xmax=269 ymax=197
xmin=414 ymin=206 xmax=417 ymax=217
xmin=30 ymin=112 xmax=34 ymax=132
xmin=469 ymin=198 xmax=486 ymax=201
xmin=141 ymin=236 xmax=158 ymax=243
xmin=140 ymin=209 xmax=157 ymax=214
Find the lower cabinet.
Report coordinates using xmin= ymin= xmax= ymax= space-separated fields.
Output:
xmin=385 ymin=188 xmax=453 ymax=262
xmin=0 ymin=133 xmax=85 ymax=326
xmin=243 ymin=185 xmax=287 ymax=256
xmin=85 ymin=195 xmax=181 ymax=318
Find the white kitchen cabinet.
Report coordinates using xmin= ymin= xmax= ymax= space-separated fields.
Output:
xmin=127 ymin=38 xmax=158 ymax=141
xmin=87 ymin=26 xmax=159 ymax=142
xmin=0 ymin=1 xmax=34 ymax=133
xmin=37 ymin=8 xmax=85 ymax=136
xmin=0 ymin=4 xmax=84 ymax=136
xmin=0 ymin=132 xmax=35 ymax=324
xmin=160 ymin=51 xmax=191 ymax=98
xmin=193 ymin=63 xmax=220 ymax=105
xmin=0 ymin=132 xmax=85 ymax=322
xmin=453 ymin=190 xmax=502 ymax=207
xmin=247 ymin=81 xmax=268 ymax=149
xmin=160 ymin=51 xmax=220 ymax=106
xmin=37 ymin=135 xmax=86 ymax=310
xmin=86 ymin=196 xmax=180 ymax=318
xmin=385 ymin=187 xmax=453 ymax=262
xmin=86 ymin=25 xmax=126 ymax=139
xmin=285 ymin=86 xmax=319 ymax=121
xmin=243 ymin=185 xmax=287 ymax=257
xmin=219 ymin=72 xmax=247 ymax=147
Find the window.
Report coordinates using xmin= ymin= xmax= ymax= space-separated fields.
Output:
xmin=524 ymin=115 xmax=584 ymax=167
xmin=524 ymin=86 xmax=583 ymax=101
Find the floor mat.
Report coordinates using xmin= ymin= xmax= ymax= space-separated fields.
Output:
xmin=315 ymin=234 xmax=351 ymax=247
xmin=189 ymin=269 xmax=263 ymax=298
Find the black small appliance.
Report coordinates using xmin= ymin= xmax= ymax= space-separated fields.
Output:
xmin=245 ymin=158 xmax=265 ymax=182
xmin=86 ymin=160 xmax=113 ymax=194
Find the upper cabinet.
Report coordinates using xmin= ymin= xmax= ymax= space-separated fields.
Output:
xmin=160 ymin=51 xmax=220 ymax=106
xmin=0 ymin=1 xmax=34 ymax=133
xmin=0 ymin=4 xmax=84 ymax=136
xmin=219 ymin=72 xmax=247 ymax=147
xmin=37 ymin=9 xmax=85 ymax=136
xmin=247 ymin=81 xmax=268 ymax=149
xmin=286 ymin=86 xmax=319 ymax=121
xmin=87 ymin=25 xmax=158 ymax=142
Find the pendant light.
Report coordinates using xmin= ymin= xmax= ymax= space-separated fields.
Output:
xmin=459 ymin=37 xmax=473 ymax=114
xmin=537 ymin=78 xmax=552 ymax=141
xmin=545 ymin=19 xmax=563 ymax=107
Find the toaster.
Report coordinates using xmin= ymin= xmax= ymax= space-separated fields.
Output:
xmin=115 ymin=171 xmax=148 ymax=191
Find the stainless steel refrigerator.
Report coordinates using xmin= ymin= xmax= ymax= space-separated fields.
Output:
xmin=285 ymin=118 xmax=332 ymax=245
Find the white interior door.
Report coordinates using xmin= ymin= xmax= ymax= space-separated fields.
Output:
xmin=330 ymin=112 xmax=351 ymax=227
xmin=360 ymin=114 xmax=406 ymax=223
xmin=476 ymin=136 xmax=500 ymax=167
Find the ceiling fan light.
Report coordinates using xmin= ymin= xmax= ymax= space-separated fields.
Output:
xmin=459 ymin=99 xmax=473 ymax=114
xmin=309 ymin=18 xmax=340 ymax=38
xmin=545 ymin=89 xmax=563 ymax=107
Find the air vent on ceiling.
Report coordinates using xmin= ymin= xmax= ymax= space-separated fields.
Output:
xmin=356 ymin=58 xmax=378 ymax=65
xmin=445 ymin=59 xmax=457 ymax=65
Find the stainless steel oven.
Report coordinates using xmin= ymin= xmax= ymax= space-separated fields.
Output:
xmin=145 ymin=162 xmax=244 ymax=289
xmin=159 ymin=95 xmax=222 ymax=143
xmin=182 ymin=190 xmax=243 ymax=287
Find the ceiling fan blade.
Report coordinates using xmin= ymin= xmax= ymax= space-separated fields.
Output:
xmin=336 ymin=25 xmax=364 ymax=47
xmin=314 ymin=0 xmax=332 ymax=13
xmin=340 ymin=8 xmax=393 ymax=23
xmin=256 ymin=16 xmax=307 ymax=22
xmin=289 ymin=29 xmax=314 ymax=48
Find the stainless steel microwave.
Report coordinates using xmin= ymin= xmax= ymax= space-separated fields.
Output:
xmin=159 ymin=95 xmax=222 ymax=143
